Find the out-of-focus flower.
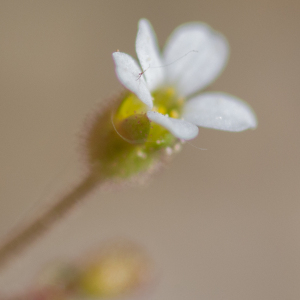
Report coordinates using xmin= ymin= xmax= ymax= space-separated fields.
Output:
xmin=79 ymin=241 xmax=152 ymax=298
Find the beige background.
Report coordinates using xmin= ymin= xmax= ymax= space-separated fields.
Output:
xmin=1 ymin=0 xmax=300 ymax=299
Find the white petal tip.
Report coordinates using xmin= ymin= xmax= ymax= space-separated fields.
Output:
xmin=163 ymin=23 xmax=229 ymax=96
xmin=183 ymin=93 xmax=257 ymax=132
xmin=147 ymin=111 xmax=199 ymax=140
xmin=138 ymin=18 xmax=150 ymax=27
xmin=112 ymin=51 xmax=153 ymax=108
xmin=136 ymin=18 xmax=165 ymax=91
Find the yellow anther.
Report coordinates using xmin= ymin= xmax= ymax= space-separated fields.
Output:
xmin=170 ymin=109 xmax=179 ymax=119
xmin=157 ymin=106 xmax=166 ymax=114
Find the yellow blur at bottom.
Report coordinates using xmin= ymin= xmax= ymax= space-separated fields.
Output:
xmin=79 ymin=243 xmax=152 ymax=298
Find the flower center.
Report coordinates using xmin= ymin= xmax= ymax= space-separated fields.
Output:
xmin=114 ymin=87 xmax=185 ymax=144
xmin=152 ymin=87 xmax=184 ymax=119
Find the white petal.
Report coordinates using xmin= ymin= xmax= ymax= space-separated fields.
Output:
xmin=147 ymin=111 xmax=199 ymax=140
xmin=112 ymin=52 xmax=153 ymax=109
xmin=163 ymin=23 xmax=229 ymax=97
xmin=136 ymin=19 xmax=165 ymax=91
xmin=182 ymin=93 xmax=257 ymax=131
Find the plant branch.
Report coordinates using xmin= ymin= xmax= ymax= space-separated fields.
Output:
xmin=0 ymin=172 xmax=102 ymax=269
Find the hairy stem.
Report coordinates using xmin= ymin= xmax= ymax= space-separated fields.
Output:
xmin=0 ymin=172 xmax=102 ymax=269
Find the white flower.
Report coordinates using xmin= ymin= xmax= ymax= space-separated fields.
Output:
xmin=112 ymin=19 xmax=257 ymax=141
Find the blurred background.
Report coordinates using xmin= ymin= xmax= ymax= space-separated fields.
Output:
xmin=0 ymin=0 xmax=300 ymax=299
